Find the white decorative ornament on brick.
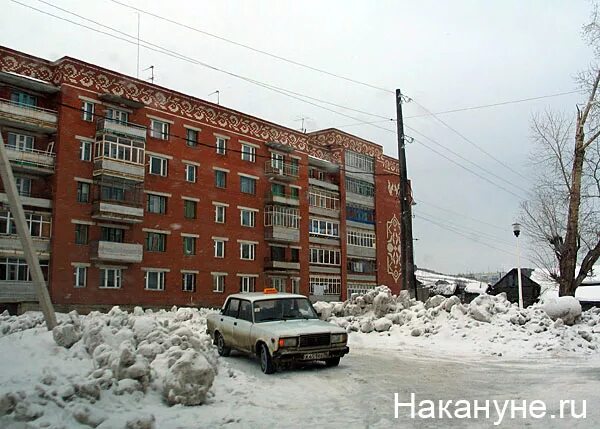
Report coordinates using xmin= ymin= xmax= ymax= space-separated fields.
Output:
xmin=386 ymin=215 xmax=401 ymax=282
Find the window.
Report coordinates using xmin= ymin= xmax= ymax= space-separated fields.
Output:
xmin=213 ymin=274 xmax=225 ymax=293
xmin=309 ymin=276 xmax=341 ymax=295
xmin=185 ymin=128 xmax=198 ymax=147
xmin=101 ymin=185 xmax=125 ymax=202
xmin=241 ymin=143 xmax=256 ymax=162
xmin=309 ymin=248 xmax=341 ymax=266
xmin=75 ymin=224 xmax=88 ymax=245
xmin=345 ymin=150 xmax=374 ymax=172
xmin=240 ymin=176 xmax=256 ymax=194
xmin=0 ymin=258 xmax=48 ymax=282
xmin=215 ymin=170 xmax=227 ymax=188
xmin=347 ymin=259 xmax=376 ymax=274
xmin=270 ymin=246 xmax=286 ymax=262
xmin=345 ymin=177 xmax=375 ymax=198
xmin=215 ymin=205 xmax=226 ymax=223
xmin=309 ymin=218 xmax=340 ymax=238
xmin=15 ymin=177 xmax=31 ymax=197
xmin=183 ymin=200 xmax=196 ymax=219
xmin=216 ymin=137 xmax=227 ymax=155
xmin=291 ymin=278 xmax=300 ymax=294
xmin=77 ymin=182 xmax=90 ymax=203
xmin=224 ymin=298 xmax=240 ymax=317
xmin=182 ymin=272 xmax=196 ymax=292
xmin=145 ymin=270 xmax=166 ymax=291
xmin=82 ymin=101 xmax=95 ymax=122
xmin=146 ymin=232 xmax=166 ymax=252
xmin=309 ymin=187 xmax=339 ymax=210
xmin=240 ymin=242 xmax=256 ymax=261
xmin=271 ymin=183 xmax=285 ymax=197
xmin=149 ymin=156 xmax=168 ymax=176
xmin=7 ymin=133 xmax=34 ymax=151
xmin=147 ymin=194 xmax=167 ymax=214
xmin=240 ymin=276 xmax=255 ymax=293
xmin=289 ymin=158 xmax=299 ymax=176
xmin=290 ymin=187 xmax=300 ymax=200
xmin=264 ymin=205 xmax=299 ymax=229
xmin=240 ymin=209 xmax=256 ymax=227
xmin=74 ymin=266 xmax=87 ymax=288
xmin=271 ymin=152 xmax=284 ymax=170
xmin=106 ymin=108 xmax=128 ymax=124
xmin=11 ymin=91 xmax=36 ymax=107
xmin=348 ymin=283 xmax=376 ymax=297
xmin=271 ymin=277 xmax=286 ymax=293
xmin=347 ymin=229 xmax=376 ymax=248
xmin=150 ymin=119 xmax=169 ymax=140
xmin=95 ymin=134 xmax=144 ymax=165
xmin=290 ymin=248 xmax=299 ymax=263
xmin=0 ymin=210 xmax=51 ymax=238
xmin=238 ymin=300 xmax=253 ymax=322
xmin=185 ymin=164 xmax=197 ymax=183
xmin=101 ymin=227 xmax=124 ymax=243
xmin=214 ymin=239 xmax=225 ymax=258
xmin=79 ymin=140 xmax=92 ymax=161
xmin=99 ymin=267 xmax=121 ymax=289
xmin=183 ymin=236 xmax=196 ymax=256
xmin=346 ymin=203 xmax=375 ymax=224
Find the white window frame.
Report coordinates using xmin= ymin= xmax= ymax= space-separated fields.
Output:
xmin=309 ymin=248 xmax=341 ymax=266
xmin=149 ymin=155 xmax=168 ymax=176
xmin=347 ymin=229 xmax=376 ymax=248
xmin=270 ymin=276 xmax=286 ymax=292
xmin=82 ymin=101 xmax=95 ymax=122
xmin=240 ymin=176 xmax=256 ymax=195
xmin=99 ymin=267 xmax=122 ymax=289
xmin=240 ymin=276 xmax=255 ymax=293
xmin=15 ymin=176 xmax=32 ymax=197
xmin=309 ymin=218 xmax=340 ymax=238
xmin=264 ymin=205 xmax=299 ymax=229
xmin=185 ymin=128 xmax=198 ymax=147
xmin=213 ymin=274 xmax=225 ymax=293
xmin=79 ymin=140 xmax=92 ymax=161
xmin=145 ymin=270 xmax=166 ymax=291
xmin=74 ymin=265 xmax=87 ymax=288
xmin=240 ymin=209 xmax=256 ymax=227
xmin=345 ymin=150 xmax=374 ymax=172
xmin=185 ymin=164 xmax=197 ymax=183
xmin=309 ymin=275 xmax=341 ymax=295
xmin=240 ymin=242 xmax=256 ymax=261
xmin=215 ymin=205 xmax=226 ymax=223
xmin=183 ymin=236 xmax=196 ymax=256
xmin=241 ymin=143 xmax=256 ymax=162
xmin=216 ymin=137 xmax=227 ymax=155
xmin=214 ymin=239 xmax=225 ymax=258
xmin=182 ymin=272 xmax=196 ymax=292
xmin=150 ymin=119 xmax=170 ymax=140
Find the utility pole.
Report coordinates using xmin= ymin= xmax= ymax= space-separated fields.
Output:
xmin=395 ymin=89 xmax=416 ymax=298
xmin=0 ymin=132 xmax=57 ymax=329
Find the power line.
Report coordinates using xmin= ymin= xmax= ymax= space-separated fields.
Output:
xmin=107 ymin=0 xmax=394 ymax=95
xmin=417 ymin=199 xmax=507 ymax=233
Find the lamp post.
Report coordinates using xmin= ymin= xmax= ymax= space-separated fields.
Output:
xmin=512 ymin=222 xmax=524 ymax=309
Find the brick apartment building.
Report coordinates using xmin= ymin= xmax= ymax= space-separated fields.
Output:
xmin=0 ymin=46 xmax=407 ymax=312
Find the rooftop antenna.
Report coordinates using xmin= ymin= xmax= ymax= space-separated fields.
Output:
xmin=208 ymin=90 xmax=220 ymax=105
xmin=295 ymin=116 xmax=311 ymax=133
xmin=143 ymin=65 xmax=154 ymax=83
xmin=136 ymin=12 xmax=140 ymax=78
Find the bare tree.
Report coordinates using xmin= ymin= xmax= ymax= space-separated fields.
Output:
xmin=522 ymin=65 xmax=600 ymax=296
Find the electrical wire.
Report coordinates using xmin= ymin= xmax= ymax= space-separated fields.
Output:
xmin=417 ymin=200 xmax=507 ymax=233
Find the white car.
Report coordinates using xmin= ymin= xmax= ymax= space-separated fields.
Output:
xmin=206 ymin=290 xmax=349 ymax=374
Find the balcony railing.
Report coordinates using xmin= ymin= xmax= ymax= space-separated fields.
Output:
xmin=0 ymin=98 xmax=57 ymax=133
xmin=91 ymin=240 xmax=143 ymax=263
xmin=96 ymin=118 xmax=147 ymax=140
xmin=265 ymin=190 xmax=300 ymax=206
xmin=5 ymin=146 xmax=55 ymax=174
xmin=264 ymin=256 xmax=300 ymax=270
xmin=264 ymin=161 xmax=299 ymax=180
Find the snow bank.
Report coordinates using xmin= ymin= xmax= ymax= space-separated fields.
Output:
xmin=0 ymin=306 xmax=219 ymax=427
xmin=316 ymin=286 xmax=600 ymax=359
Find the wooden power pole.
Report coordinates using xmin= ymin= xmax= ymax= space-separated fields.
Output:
xmin=395 ymin=89 xmax=417 ymax=298
xmin=0 ymin=132 xmax=57 ymax=329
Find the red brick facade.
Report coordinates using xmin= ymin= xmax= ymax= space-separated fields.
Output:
xmin=0 ymin=46 xmax=405 ymax=310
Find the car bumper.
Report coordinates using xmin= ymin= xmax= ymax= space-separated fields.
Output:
xmin=273 ymin=346 xmax=349 ymax=362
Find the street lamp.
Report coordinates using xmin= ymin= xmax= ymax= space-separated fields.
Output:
xmin=512 ymin=222 xmax=524 ymax=309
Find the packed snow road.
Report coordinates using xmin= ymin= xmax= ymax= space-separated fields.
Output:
xmin=217 ymin=347 xmax=599 ymax=429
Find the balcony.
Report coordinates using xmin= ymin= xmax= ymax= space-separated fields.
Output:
xmin=347 ymin=245 xmax=376 ymax=259
xmin=91 ymin=241 xmax=143 ymax=263
xmin=96 ymin=118 xmax=147 ymax=140
xmin=93 ymin=158 xmax=145 ymax=182
xmin=265 ymin=191 xmax=300 ymax=206
xmin=265 ymin=225 xmax=300 ymax=243
xmin=92 ymin=200 xmax=144 ymax=224
xmin=0 ymin=99 xmax=57 ymax=133
xmin=0 ymin=236 xmax=50 ymax=257
xmin=5 ymin=146 xmax=55 ymax=175
xmin=264 ymin=161 xmax=299 ymax=181
xmin=264 ymin=257 xmax=300 ymax=271
xmin=0 ymin=282 xmax=37 ymax=303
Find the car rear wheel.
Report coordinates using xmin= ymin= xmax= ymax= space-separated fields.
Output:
xmin=215 ymin=332 xmax=230 ymax=357
xmin=325 ymin=357 xmax=340 ymax=367
xmin=259 ymin=343 xmax=275 ymax=374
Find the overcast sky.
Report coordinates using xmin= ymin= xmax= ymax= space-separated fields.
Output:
xmin=0 ymin=0 xmax=594 ymax=274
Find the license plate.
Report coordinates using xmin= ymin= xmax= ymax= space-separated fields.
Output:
xmin=302 ymin=352 xmax=330 ymax=360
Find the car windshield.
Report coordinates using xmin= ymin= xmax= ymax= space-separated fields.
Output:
xmin=253 ymin=298 xmax=319 ymax=322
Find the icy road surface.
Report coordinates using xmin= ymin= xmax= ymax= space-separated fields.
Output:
xmin=212 ymin=347 xmax=599 ymax=429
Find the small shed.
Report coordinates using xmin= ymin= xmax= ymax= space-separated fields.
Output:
xmin=575 ymin=281 xmax=600 ymax=311
xmin=461 ymin=281 xmax=490 ymax=304
xmin=430 ymin=279 xmax=457 ymax=297
xmin=488 ymin=268 xmax=541 ymax=307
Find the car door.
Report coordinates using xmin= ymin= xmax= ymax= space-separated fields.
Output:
xmin=220 ymin=298 xmax=239 ymax=348
xmin=233 ymin=300 xmax=254 ymax=352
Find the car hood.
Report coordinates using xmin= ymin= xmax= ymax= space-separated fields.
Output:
xmin=255 ymin=319 xmax=346 ymax=336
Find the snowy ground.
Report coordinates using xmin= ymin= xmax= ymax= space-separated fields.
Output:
xmin=1 ymin=291 xmax=599 ymax=428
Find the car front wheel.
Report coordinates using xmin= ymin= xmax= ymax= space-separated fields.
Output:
xmin=215 ymin=332 xmax=231 ymax=357
xmin=259 ymin=343 xmax=275 ymax=374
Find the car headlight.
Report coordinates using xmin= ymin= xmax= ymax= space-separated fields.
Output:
xmin=331 ymin=333 xmax=347 ymax=344
xmin=278 ymin=337 xmax=298 ymax=348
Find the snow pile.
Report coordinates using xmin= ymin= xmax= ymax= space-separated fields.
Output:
xmin=315 ymin=286 xmax=600 ymax=358
xmin=0 ymin=306 xmax=218 ymax=428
